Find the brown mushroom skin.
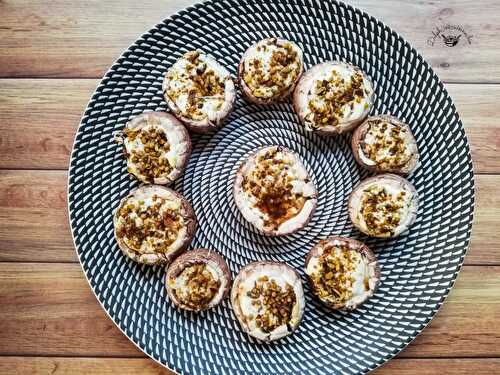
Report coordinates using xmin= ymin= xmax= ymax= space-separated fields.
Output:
xmin=230 ymin=261 xmax=305 ymax=342
xmin=113 ymin=185 xmax=197 ymax=266
xmin=305 ymin=236 xmax=380 ymax=310
xmin=292 ymin=61 xmax=375 ymax=136
xmin=237 ymin=38 xmax=304 ymax=105
xmin=351 ymin=114 xmax=419 ymax=174
xmin=348 ymin=174 xmax=419 ymax=238
xmin=118 ymin=111 xmax=192 ymax=185
xmin=165 ymin=248 xmax=232 ymax=312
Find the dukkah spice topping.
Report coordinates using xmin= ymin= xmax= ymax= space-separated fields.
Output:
xmin=243 ymin=39 xmax=301 ymax=98
xmin=360 ymin=186 xmax=407 ymax=236
xmin=124 ymin=126 xmax=173 ymax=182
xmin=361 ymin=120 xmax=412 ymax=169
xmin=172 ymin=264 xmax=220 ymax=310
xmin=308 ymin=69 xmax=368 ymax=128
xmin=165 ymin=51 xmax=226 ymax=120
xmin=116 ymin=194 xmax=183 ymax=253
xmin=242 ymin=148 xmax=306 ymax=229
xmin=310 ymin=244 xmax=367 ymax=305
xmin=246 ymin=276 xmax=296 ymax=333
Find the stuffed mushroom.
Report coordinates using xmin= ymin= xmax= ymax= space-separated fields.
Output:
xmin=116 ymin=112 xmax=191 ymax=184
xmin=352 ymin=115 xmax=419 ymax=174
xmin=238 ymin=37 xmax=303 ymax=104
xmin=305 ymin=237 xmax=380 ymax=310
xmin=233 ymin=145 xmax=317 ymax=236
xmin=165 ymin=248 xmax=232 ymax=312
xmin=348 ymin=174 xmax=419 ymax=238
xmin=231 ymin=261 xmax=305 ymax=342
xmin=113 ymin=185 xmax=197 ymax=265
xmin=163 ymin=50 xmax=236 ymax=133
xmin=293 ymin=61 xmax=374 ymax=135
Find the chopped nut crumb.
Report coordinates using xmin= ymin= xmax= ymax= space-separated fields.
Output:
xmin=125 ymin=126 xmax=173 ymax=182
xmin=360 ymin=186 xmax=407 ymax=236
xmin=172 ymin=264 xmax=220 ymax=310
xmin=307 ymin=69 xmax=367 ymax=128
xmin=361 ymin=119 xmax=413 ymax=169
xmin=310 ymin=244 xmax=357 ymax=305
xmin=242 ymin=148 xmax=306 ymax=230
xmin=116 ymin=197 xmax=183 ymax=253
xmin=243 ymin=40 xmax=300 ymax=98
xmin=246 ymin=277 xmax=296 ymax=333
xmin=165 ymin=52 xmax=226 ymax=121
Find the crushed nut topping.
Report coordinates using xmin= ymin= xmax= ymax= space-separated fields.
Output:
xmin=360 ymin=186 xmax=407 ymax=236
xmin=116 ymin=195 xmax=183 ymax=253
xmin=124 ymin=126 xmax=173 ymax=182
xmin=243 ymin=39 xmax=300 ymax=98
xmin=361 ymin=119 xmax=412 ymax=169
xmin=165 ymin=51 xmax=226 ymax=120
xmin=310 ymin=244 xmax=360 ymax=305
xmin=242 ymin=148 xmax=306 ymax=230
xmin=246 ymin=276 xmax=296 ymax=333
xmin=307 ymin=69 xmax=368 ymax=128
xmin=172 ymin=264 xmax=220 ymax=310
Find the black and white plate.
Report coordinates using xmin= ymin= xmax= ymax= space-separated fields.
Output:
xmin=68 ymin=0 xmax=474 ymax=374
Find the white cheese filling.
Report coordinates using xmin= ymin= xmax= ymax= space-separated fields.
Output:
xmin=242 ymin=39 xmax=302 ymax=98
xmin=123 ymin=123 xmax=188 ymax=180
xmin=358 ymin=120 xmax=416 ymax=168
xmin=298 ymin=63 xmax=373 ymax=128
xmin=116 ymin=191 xmax=187 ymax=255
xmin=306 ymin=240 xmax=376 ymax=308
xmin=235 ymin=268 xmax=302 ymax=340
xmin=164 ymin=52 xmax=233 ymax=122
xmin=234 ymin=147 xmax=316 ymax=234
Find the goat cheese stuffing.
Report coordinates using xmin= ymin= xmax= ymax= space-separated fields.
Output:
xmin=358 ymin=117 xmax=417 ymax=170
xmin=241 ymin=38 xmax=302 ymax=99
xmin=234 ymin=146 xmax=316 ymax=234
xmin=163 ymin=50 xmax=233 ymax=122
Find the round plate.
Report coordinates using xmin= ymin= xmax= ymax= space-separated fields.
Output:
xmin=68 ymin=0 xmax=474 ymax=374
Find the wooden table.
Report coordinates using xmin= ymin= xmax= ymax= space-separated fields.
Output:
xmin=1 ymin=0 xmax=499 ymax=373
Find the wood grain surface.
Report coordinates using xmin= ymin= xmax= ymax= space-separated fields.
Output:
xmin=0 ymin=0 xmax=499 ymax=374
xmin=0 ymin=357 xmax=499 ymax=375
xmin=0 ymin=264 xmax=499 ymax=358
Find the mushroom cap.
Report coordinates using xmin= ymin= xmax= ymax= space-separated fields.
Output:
xmin=230 ymin=261 xmax=305 ymax=342
xmin=305 ymin=236 xmax=380 ymax=310
xmin=165 ymin=248 xmax=232 ymax=312
xmin=162 ymin=50 xmax=236 ymax=133
xmin=293 ymin=61 xmax=375 ymax=136
xmin=348 ymin=174 xmax=419 ymax=238
xmin=238 ymin=37 xmax=304 ymax=105
xmin=113 ymin=185 xmax=197 ymax=265
xmin=119 ymin=111 xmax=192 ymax=185
xmin=351 ymin=114 xmax=419 ymax=174
xmin=233 ymin=145 xmax=317 ymax=236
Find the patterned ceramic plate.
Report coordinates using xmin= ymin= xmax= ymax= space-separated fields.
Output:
xmin=68 ymin=0 xmax=474 ymax=373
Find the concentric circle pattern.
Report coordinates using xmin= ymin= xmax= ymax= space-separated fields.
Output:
xmin=68 ymin=1 xmax=474 ymax=374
